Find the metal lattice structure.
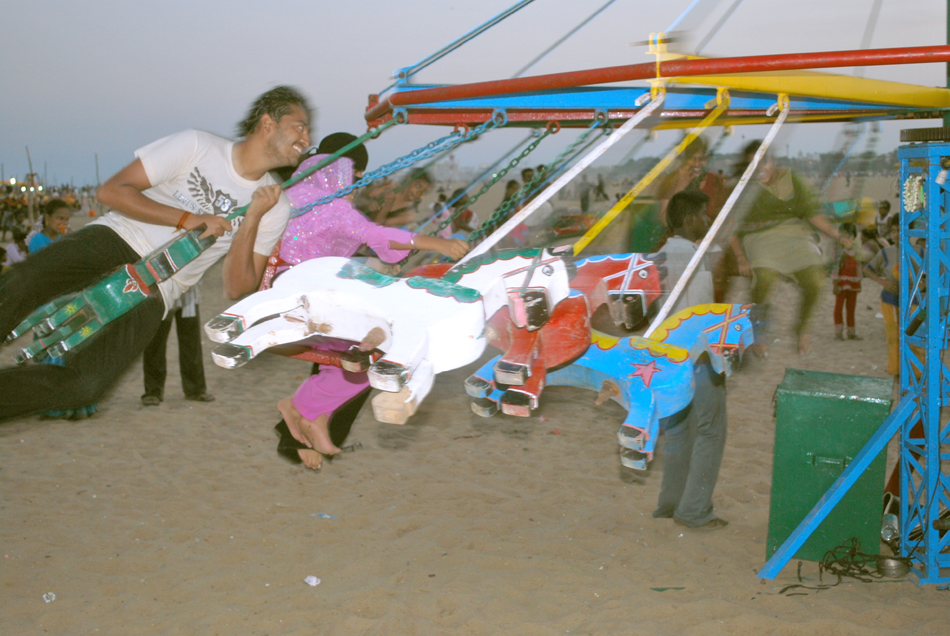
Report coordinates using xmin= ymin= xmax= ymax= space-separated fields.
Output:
xmin=896 ymin=137 xmax=950 ymax=585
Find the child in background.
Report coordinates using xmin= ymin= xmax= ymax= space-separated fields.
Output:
xmin=27 ymin=199 xmax=72 ymax=253
xmin=863 ymin=216 xmax=903 ymax=375
xmin=831 ymin=222 xmax=864 ymax=340
xmin=4 ymin=228 xmax=28 ymax=265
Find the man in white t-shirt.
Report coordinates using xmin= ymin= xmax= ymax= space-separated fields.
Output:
xmin=0 ymin=86 xmax=310 ymax=420
xmin=651 ymin=189 xmax=729 ymax=529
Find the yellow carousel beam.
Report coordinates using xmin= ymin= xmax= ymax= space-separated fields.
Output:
xmin=667 ymin=70 xmax=950 ymax=109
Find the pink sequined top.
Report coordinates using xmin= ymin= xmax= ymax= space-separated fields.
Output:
xmin=278 ymin=154 xmax=412 ymax=272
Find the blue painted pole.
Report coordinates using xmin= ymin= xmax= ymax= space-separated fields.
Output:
xmin=511 ymin=0 xmax=618 ymax=79
xmin=381 ymin=0 xmax=536 ymax=95
xmin=757 ymin=396 xmax=916 ymax=580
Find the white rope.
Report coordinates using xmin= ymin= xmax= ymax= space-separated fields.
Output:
xmin=643 ymin=95 xmax=790 ymax=338
xmin=452 ymin=92 xmax=666 ymax=270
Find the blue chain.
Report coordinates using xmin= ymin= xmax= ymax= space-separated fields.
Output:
xmin=468 ymin=119 xmax=605 ymax=242
xmin=290 ymin=116 xmax=501 ymax=219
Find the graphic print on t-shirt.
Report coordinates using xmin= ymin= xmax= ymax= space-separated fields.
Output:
xmin=187 ymin=167 xmax=238 ymax=217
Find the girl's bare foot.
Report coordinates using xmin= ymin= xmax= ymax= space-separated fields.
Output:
xmin=299 ymin=413 xmax=341 ymax=457
xmin=297 ymin=449 xmax=324 ymax=470
xmin=278 ymin=397 xmax=310 ymax=448
xmin=750 ymin=343 xmax=769 ymax=358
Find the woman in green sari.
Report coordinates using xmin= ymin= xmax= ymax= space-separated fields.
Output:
xmin=729 ymin=141 xmax=852 ymax=356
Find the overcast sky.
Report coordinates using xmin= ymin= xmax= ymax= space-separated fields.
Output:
xmin=1 ymin=0 xmax=945 ymax=186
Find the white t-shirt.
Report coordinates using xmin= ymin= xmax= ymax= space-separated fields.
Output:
xmin=659 ymin=235 xmax=714 ymax=315
xmin=523 ymin=200 xmax=555 ymax=229
xmin=92 ymin=129 xmax=290 ymax=311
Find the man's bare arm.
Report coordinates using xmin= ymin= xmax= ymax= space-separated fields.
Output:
xmin=222 ymin=185 xmax=282 ymax=299
xmin=97 ymin=159 xmax=231 ymax=238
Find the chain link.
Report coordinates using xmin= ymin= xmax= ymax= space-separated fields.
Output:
xmin=468 ymin=120 xmax=606 ymax=243
xmin=426 ymin=127 xmax=554 ymax=236
xmin=290 ymin=117 xmax=500 ymax=219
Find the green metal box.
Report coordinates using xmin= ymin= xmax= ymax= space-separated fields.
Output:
xmin=766 ymin=369 xmax=892 ymax=562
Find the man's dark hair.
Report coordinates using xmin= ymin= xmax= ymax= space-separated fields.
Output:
xmin=42 ymin=198 xmax=70 ymax=217
xmin=733 ymin=140 xmax=763 ymax=178
xmin=12 ymin=228 xmax=27 ymax=242
xmin=879 ymin=200 xmax=891 ymax=212
xmin=840 ymin=222 xmax=857 ymax=239
xmin=236 ymin=86 xmax=310 ymax=138
xmin=317 ymin=132 xmax=368 ymax=173
xmin=667 ymin=190 xmax=709 ymax=232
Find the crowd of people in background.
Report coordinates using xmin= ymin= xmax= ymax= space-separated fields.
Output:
xmin=0 ymin=185 xmax=97 ymax=269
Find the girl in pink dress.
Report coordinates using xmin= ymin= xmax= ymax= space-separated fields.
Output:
xmin=273 ymin=134 xmax=468 ymax=470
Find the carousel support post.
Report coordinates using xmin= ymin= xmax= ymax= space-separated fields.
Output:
xmin=946 ymin=0 xmax=950 ymax=127
xmin=895 ymin=133 xmax=950 ymax=585
xmin=762 ymin=131 xmax=950 ymax=585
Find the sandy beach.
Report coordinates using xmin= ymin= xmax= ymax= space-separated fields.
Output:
xmin=2 ymin=179 xmax=948 ymax=635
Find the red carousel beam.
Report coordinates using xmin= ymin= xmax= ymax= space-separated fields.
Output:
xmin=365 ymin=45 xmax=950 ymax=122
xmin=388 ymin=108 xmax=908 ymax=127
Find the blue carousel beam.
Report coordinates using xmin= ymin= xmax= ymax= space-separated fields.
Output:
xmin=367 ymin=85 xmax=937 ymax=128
xmin=387 ymin=85 xmax=898 ymax=113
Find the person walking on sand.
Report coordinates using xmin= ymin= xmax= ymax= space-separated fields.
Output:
xmin=140 ymin=288 xmax=214 ymax=406
xmin=652 ymin=190 xmax=729 ymax=529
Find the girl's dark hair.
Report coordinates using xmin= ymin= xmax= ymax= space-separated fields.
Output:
xmin=316 ymin=132 xmax=368 ymax=172
xmin=840 ymin=222 xmax=857 ymax=238
xmin=42 ymin=198 xmax=69 ymax=217
xmin=236 ymin=86 xmax=310 ymax=138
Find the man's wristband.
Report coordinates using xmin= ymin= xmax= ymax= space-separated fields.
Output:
xmin=409 ymin=234 xmax=417 ymax=249
xmin=176 ymin=212 xmax=191 ymax=231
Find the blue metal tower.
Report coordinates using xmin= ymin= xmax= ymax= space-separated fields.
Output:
xmin=895 ymin=132 xmax=950 ymax=585
xmin=758 ymin=132 xmax=950 ymax=585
